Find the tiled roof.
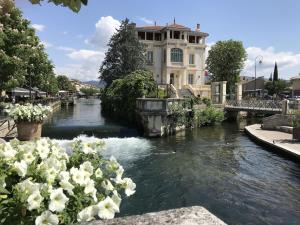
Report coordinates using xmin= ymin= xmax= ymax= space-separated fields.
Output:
xmin=137 ymin=23 xmax=190 ymax=31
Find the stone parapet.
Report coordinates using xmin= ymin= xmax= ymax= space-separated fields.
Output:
xmin=79 ymin=206 xmax=226 ymax=225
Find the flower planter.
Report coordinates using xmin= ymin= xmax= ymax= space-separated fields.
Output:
xmin=293 ymin=127 xmax=300 ymax=141
xmin=17 ymin=122 xmax=42 ymax=141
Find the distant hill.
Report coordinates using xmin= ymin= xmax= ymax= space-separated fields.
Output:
xmin=83 ymin=80 xmax=106 ymax=88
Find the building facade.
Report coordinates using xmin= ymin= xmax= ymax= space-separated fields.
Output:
xmin=135 ymin=21 xmax=209 ymax=90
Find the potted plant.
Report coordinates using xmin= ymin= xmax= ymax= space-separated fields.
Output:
xmin=7 ymin=103 xmax=52 ymax=141
xmin=293 ymin=112 xmax=300 ymax=141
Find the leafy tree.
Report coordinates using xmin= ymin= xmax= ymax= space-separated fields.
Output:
xmin=99 ymin=19 xmax=146 ymax=87
xmin=265 ymin=80 xmax=288 ymax=96
xmin=57 ymin=75 xmax=76 ymax=91
xmin=28 ymin=0 xmax=88 ymax=12
xmin=0 ymin=0 xmax=55 ymax=92
xmin=206 ymin=40 xmax=247 ymax=93
xmin=80 ymin=87 xmax=99 ymax=96
xmin=273 ymin=62 xmax=278 ymax=82
xmin=101 ymin=70 xmax=156 ymax=123
xmin=40 ymin=73 xmax=59 ymax=95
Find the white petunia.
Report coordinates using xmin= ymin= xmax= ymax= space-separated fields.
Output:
xmin=22 ymin=151 xmax=35 ymax=164
xmin=27 ymin=191 xmax=43 ymax=211
xmin=80 ymin=161 xmax=94 ymax=177
xmin=70 ymin=167 xmax=86 ymax=186
xmin=13 ymin=160 xmax=28 ymax=177
xmin=49 ymin=188 xmax=68 ymax=212
xmin=0 ymin=143 xmax=17 ymax=160
xmin=84 ymin=179 xmax=97 ymax=202
xmin=35 ymin=210 xmax=59 ymax=225
xmin=82 ymin=142 xmax=96 ymax=154
xmin=101 ymin=179 xmax=114 ymax=191
xmin=96 ymin=196 xmax=119 ymax=219
xmin=122 ymin=178 xmax=136 ymax=196
xmin=59 ymin=180 xmax=74 ymax=196
xmin=36 ymin=139 xmax=50 ymax=159
xmin=77 ymin=205 xmax=96 ymax=222
xmin=112 ymin=190 xmax=122 ymax=207
xmin=94 ymin=168 xmax=103 ymax=178
xmin=114 ymin=166 xmax=124 ymax=183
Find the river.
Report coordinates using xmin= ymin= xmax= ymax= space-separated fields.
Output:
xmin=43 ymin=98 xmax=300 ymax=225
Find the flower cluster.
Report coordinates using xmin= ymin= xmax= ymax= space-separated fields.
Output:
xmin=6 ymin=103 xmax=52 ymax=123
xmin=0 ymin=138 xmax=135 ymax=224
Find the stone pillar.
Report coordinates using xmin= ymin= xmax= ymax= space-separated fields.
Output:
xmin=281 ymin=99 xmax=289 ymax=115
xmin=220 ymin=81 xmax=227 ymax=105
xmin=235 ymin=83 xmax=242 ymax=101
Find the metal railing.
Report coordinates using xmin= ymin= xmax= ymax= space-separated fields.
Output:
xmin=225 ymin=99 xmax=282 ymax=110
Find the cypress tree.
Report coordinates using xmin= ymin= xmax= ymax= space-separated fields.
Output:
xmin=269 ymin=73 xmax=273 ymax=81
xmin=273 ymin=62 xmax=278 ymax=82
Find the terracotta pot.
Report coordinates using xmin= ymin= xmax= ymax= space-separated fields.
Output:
xmin=293 ymin=127 xmax=300 ymax=141
xmin=16 ymin=122 xmax=42 ymax=141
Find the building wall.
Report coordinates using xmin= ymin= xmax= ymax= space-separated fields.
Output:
xmin=292 ymin=79 xmax=300 ymax=97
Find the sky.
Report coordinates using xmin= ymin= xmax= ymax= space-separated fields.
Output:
xmin=15 ymin=0 xmax=300 ymax=81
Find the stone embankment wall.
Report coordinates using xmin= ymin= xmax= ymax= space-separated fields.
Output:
xmin=262 ymin=114 xmax=295 ymax=130
xmin=79 ymin=206 xmax=226 ymax=225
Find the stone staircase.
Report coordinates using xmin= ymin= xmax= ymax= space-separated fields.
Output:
xmin=178 ymin=88 xmax=194 ymax=98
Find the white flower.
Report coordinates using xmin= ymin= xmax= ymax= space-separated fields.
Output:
xmin=59 ymin=171 xmax=70 ymax=182
xmin=112 ymin=190 xmax=122 ymax=207
xmin=122 ymin=178 xmax=136 ymax=196
xmin=70 ymin=167 xmax=86 ymax=186
xmin=84 ymin=179 xmax=97 ymax=202
xmin=27 ymin=191 xmax=43 ymax=211
xmin=0 ymin=143 xmax=17 ymax=160
xmin=13 ymin=160 xmax=28 ymax=177
xmin=17 ymin=179 xmax=40 ymax=196
xmin=77 ymin=206 xmax=96 ymax=222
xmin=114 ymin=166 xmax=124 ymax=183
xmin=44 ymin=167 xmax=59 ymax=184
xmin=80 ymin=161 xmax=94 ymax=177
xmin=36 ymin=139 xmax=50 ymax=159
xmin=35 ymin=210 xmax=59 ymax=225
xmin=49 ymin=188 xmax=68 ymax=212
xmin=95 ymin=168 xmax=103 ymax=178
xmin=22 ymin=152 xmax=35 ymax=164
xmin=96 ymin=196 xmax=119 ymax=219
xmin=82 ymin=142 xmax=96 ymax=154
xmin=101 ymin=179 xmax=114 ymax=191
xmin=59 ymin=180 xmax=74 ymax=195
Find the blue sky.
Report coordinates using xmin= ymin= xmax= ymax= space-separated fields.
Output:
xmin=15 ymin=0 xmax=300 ymax=81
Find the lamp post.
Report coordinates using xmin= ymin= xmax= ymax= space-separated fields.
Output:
xmin=254 ymin=55 xmax=263 ymax=97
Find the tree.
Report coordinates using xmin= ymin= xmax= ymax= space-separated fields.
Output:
xmin=265 ymin=80 xmax=288 ymax=96
xmin=273 ymin=62 xmax=278 ymax=82
xmin=80 ymin=87 xmax=99 ymax=96
xmin=28 ymin=0 xmax=88 ymax=12
xmin=99 ymin=19 xmax=146 ymax=87
xmin=0 ymin=0 xmax=55 ymax=92
xmin=269 ymin=72 xmax=273 ymax=81
xmin=101 ymin=70 xmax=156 ymax=123
xmin=57 ymin=75 xmax=75 ymax=91
xmin=206 ymin=40 xmax=247 ymax=93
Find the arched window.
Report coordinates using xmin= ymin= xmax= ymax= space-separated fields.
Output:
xmin=171 ymin=48 xmax=183 ymax=62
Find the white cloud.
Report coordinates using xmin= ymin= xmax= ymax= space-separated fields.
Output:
xmin=139 ymin=17 xmax=153 ymax=25
xmin=243 ymin=46 xmax=300 ymax=79
xmin=54 ymin=49 xmax=105 ymax=81
xmin=31 ymin=24 xmax=45 ymax=31
xmin=86 ymin=16 xmax=121 ymax=49
xmin=57 ymin=46 xmax=75 ymax=52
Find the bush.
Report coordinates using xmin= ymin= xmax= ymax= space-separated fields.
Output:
xmin=194 ymin=106 xmax=224 ymax=126
xmin=168 ymin=103 xmax=188 ymax=127
xmin=101 ymin=70 xmax=156 ymax=123
xmin=0 ymin=138 xmax=135 ymax=224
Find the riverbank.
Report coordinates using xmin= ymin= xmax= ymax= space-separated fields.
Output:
xmin=245 ymin=124 xmax=300 ymax=159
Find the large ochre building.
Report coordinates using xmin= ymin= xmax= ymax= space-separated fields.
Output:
xmin=135 ymin=21 xmax=209 ymax=92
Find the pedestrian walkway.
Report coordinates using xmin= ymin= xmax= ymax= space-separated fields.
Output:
xmin=245 ymin=124 xmax=300 ymax=158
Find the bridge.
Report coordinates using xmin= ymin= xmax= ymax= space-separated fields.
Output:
xmin=224 ymin=100 xmax=282 ymax=114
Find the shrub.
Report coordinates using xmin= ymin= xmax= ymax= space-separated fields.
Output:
xmin=0 ymin=138 xmax=135 ymax=224
xmin=194 ymin=106 xmax=224 ymax=126
xmin=168 ymin=102 xmax=188 ymax=127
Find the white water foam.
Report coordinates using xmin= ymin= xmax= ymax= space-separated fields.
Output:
xmin=55 ymin=135 xmax=152 ymax=163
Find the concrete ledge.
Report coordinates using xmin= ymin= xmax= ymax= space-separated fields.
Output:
xmin=79 ymin=206 xmax=226 ymax=225
xmin=245 ymin=124 xmax=300 ymax=159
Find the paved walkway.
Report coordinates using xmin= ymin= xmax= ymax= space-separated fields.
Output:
xmin=245 ymin=124 xmax=300 ymax=158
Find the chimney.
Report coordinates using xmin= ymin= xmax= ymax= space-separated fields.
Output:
xmin=196 ymin=23 xmax=200 ymax=31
